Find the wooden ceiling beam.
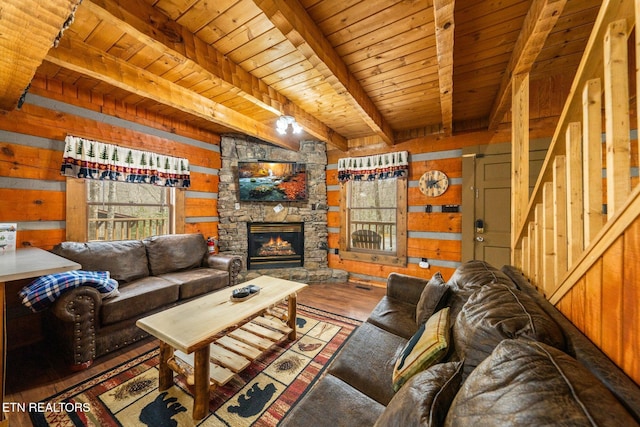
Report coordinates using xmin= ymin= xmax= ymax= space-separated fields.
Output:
xmin=433 ymin=0 xmax=455 ymax=137
xmin=253 ymin=0 xmax=396 ymax=146
xmin=488 ymin=0 xmax=567 ymax=130
xmin=46 ymin=37 xmax=300 ymax=151
xmin=0 ymin=0 xmax=81 ymax=111
xmin=82 ymin=0 xmax=347 ymax=151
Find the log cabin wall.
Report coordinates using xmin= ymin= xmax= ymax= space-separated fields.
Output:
xmin=326 ymin=73 xmax=570 ymax=285
xmin=0 ymin=76 xmax=222 ymax=250
xmin=513 ymin=0 xmax=640 ymax=384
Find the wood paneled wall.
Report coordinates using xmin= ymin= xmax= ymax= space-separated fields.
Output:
xmin=0 ymin=76 xmax=222 ymax=250
xmin=554 ymin=194 xmax=640 ymax=384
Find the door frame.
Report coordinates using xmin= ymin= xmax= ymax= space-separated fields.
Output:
xmin=461 ymin=140 xmax=551 ymax=263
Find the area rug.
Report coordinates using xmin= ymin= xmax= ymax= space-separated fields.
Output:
xmin=30 ymin=304 xmax=360 ymax=427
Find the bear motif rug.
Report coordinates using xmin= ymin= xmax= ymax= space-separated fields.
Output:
xmin=30 ymin=304 xmax=360 ymax=427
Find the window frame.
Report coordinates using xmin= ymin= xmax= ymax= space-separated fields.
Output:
xmin=65 ymin=177 xmax=185 ymax=241
xmin=338 ymin=177 xmax=407 ymax=266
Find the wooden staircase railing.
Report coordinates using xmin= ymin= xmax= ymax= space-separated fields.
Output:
xmin=512 ymin=0 xmax=640 ymax=384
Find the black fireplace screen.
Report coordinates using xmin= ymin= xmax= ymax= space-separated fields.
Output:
xmin=247 ymin=222 xmax=304 ymax=269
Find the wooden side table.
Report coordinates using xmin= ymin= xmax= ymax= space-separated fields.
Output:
xmin=0 ymin=248 xmax=80 ymax=425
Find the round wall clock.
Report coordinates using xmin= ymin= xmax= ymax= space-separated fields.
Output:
xmin=419 ymin=170 xmax=449 ymax=197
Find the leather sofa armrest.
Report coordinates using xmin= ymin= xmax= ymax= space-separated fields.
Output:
xmin=386 ymin=272 xmax=428 ymax=305
xmin=206 ymin=254 xmax=243 ymax=286
xmin=46 ymin=286 xmax=102 ymax=370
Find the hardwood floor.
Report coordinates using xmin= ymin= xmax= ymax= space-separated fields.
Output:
xmin=5 ymin=281 xmax=385 ymax=427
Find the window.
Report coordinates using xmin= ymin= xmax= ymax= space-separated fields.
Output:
xmin=348 ymin=178 xmax=397 ymax=252
xmin=87 ymin=180 xmax=174 ymax=241
xmin=340 ymin=177 xmax=407 ymax=266
xmin=65 ymin=177 xmax=184 ymax=242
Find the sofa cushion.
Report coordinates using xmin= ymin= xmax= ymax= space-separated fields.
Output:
xmin=367 ymin=296 xmax=419 ymax=340
xmin=447 ymin=260 xmax=515 ymax=292
xmin=281 ymin=374 xmax=385 ymax=427
xmin=453 ymin=281 xmax=565 ymax=377
xmin=376 ymin=361 xmax=463 ymax=427
xmin=101 ymin=276 xmax=179 ymax=325
xmin=329 ymin=321 xmax=408 ymax=406
xmin=387 ymin=272 xmax=430 ymax=305
xmin=416 ymin=271 xmax=449 ymax=325
xmin=446 ymin=260 xmax=518 ymax=320
xmin=393 ymin=307 xmax=450 ymax=391
xmin=445 ymin=339 xmax=638 ymax=426
xmin=144 ymin=233 xmax=207 ymax=276
xmin=159 ymin=268 xmax=229 ymax=299
xmin=51 ymin=240 xmax=149 ymax=284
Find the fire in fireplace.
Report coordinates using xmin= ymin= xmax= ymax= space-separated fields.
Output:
xmin=247 ymin=222 xmax=304 ymax=269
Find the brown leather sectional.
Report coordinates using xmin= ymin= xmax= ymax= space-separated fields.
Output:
xmin=282 ymin=261 xmax=640 ymax=426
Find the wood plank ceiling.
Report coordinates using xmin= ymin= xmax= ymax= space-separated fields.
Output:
xmin=0 ymin=0 xmax=602 ymax=151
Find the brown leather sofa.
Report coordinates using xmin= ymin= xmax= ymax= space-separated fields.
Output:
xmin=47 ymin=233 xmax=242 ymax=370
xmin=282 ymin=261 xmax=640 ymax=426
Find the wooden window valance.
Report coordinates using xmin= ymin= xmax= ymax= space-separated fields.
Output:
xmin=61 ymin=135 xmax=190 ymax=188
xmin=338 ymin=151 xmax=409 ymax=182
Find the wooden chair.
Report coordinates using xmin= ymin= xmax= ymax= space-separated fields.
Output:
xmin=351 ymin=229 xmax=382 ymax=250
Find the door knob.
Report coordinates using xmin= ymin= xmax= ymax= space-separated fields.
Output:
xmin=475 ymin=236 xmax=484 ymax=242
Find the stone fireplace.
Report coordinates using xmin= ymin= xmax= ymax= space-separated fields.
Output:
xmin=217 ymin=135 xmax=346 ymax=283
xmin=247 ymin=222 xmax=304 ymax=269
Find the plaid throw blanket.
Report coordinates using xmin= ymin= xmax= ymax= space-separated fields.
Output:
xmin=20 ymin=270 xmax=119 ymax=312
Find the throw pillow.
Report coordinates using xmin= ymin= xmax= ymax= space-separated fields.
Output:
xmin=375 ymin=361 xmax=463 ymax=427
xmin=416 ymin=271 xmax=450 ymax=325
xmin=393 ymin=307 xmax=450 ymax=391
xmin=445 ymin=339 xmax=638 ymax=426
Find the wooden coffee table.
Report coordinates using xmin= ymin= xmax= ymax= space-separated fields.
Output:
xmin=136 ymin=275 xmax=308 ymax=420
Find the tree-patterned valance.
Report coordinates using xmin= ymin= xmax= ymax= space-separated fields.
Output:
xmin=338 ymin=151 xmax=409 ymax=182
xmin=61 ymin=135 xmax=190 ymax=188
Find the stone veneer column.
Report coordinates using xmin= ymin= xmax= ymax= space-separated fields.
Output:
xmin=217 ymin=134 xmax=346 ymax=283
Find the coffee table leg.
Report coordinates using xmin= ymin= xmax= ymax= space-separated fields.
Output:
xmin=287 ymin=292 xmax=298 ymax=340
xmin=193 ymin=345 xmax=211 ymax=420
xmin=158 ymin=342 xmax=174 ymax=390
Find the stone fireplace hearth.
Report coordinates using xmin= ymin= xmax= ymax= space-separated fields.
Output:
xmin=217 ymin=135 xmax=347 ymax=283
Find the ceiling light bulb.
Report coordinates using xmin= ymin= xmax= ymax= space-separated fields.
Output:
xmin=291 ymin=122 xmax=303 ymax=134
xmin=276 ymin=122 xmax=288 ymax=135
xmin=275 ymin=115 xmax=302 ymax=135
